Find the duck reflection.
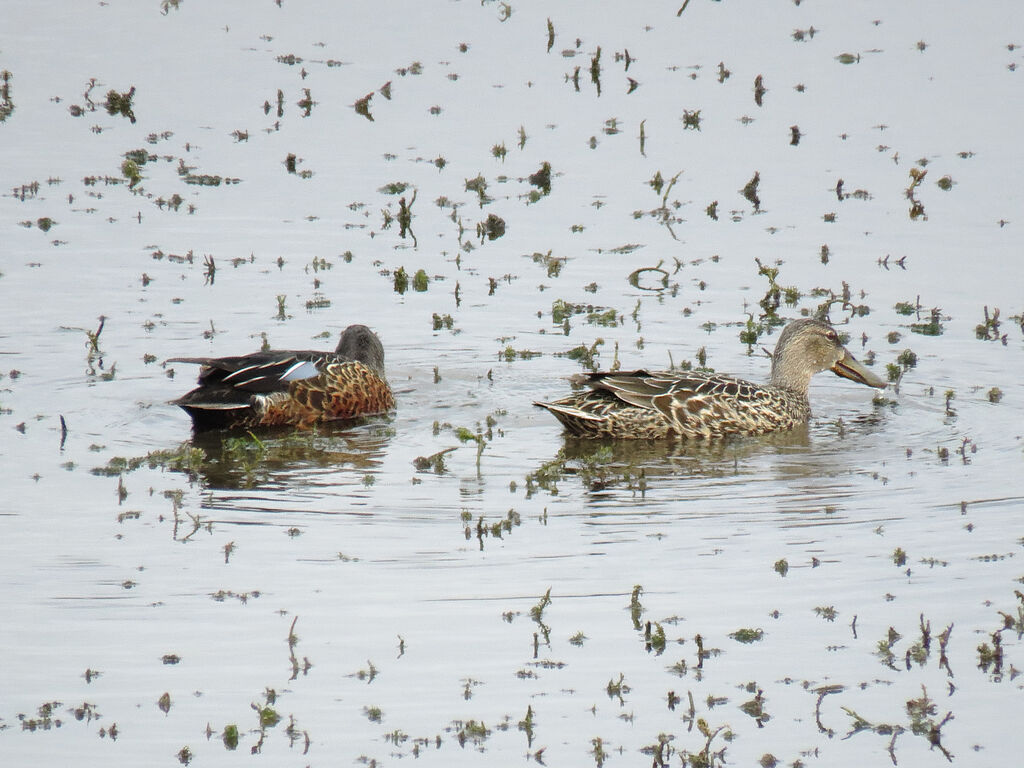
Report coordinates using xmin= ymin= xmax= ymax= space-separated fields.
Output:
xmin=167 ymin=419 xmax=393 ymax=491
xmin=528 ymin=409 xmax=887 ymax=497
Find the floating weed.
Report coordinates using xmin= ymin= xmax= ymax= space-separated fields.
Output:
xmin=944 ymin=389 xmax=956 ymax=416
xmin=222 ymin=724 xmax=239 ymax=750
xmin=0 ymin=69 xmax=13 ymax=122
xmin=18 ymin=701 xmax=63 ymax=731
xmin=569 ymin=631 xmax=587 ymax=646
xmin=121 ymin=159 xmax=142 ymax=188
xmin=729 ymin=628 xmax=764 ymax=644
xmin=477 ymin=213 xmax=505 ymax=241
xmin=975 ymin=306 xmax=1006 ymax=342
xmin=529 ymin=587 xmax=552 ymax=623
xmin=627 ymin=260 xmax=670 ymax=291
xmin=560 ymin=339 xmax=604 ymax=371
xmin=453 ymin=719 xmax=489 ymax=747
xmin=454 ymin=425 xmax=486 ymax=471
xmin=645 ymin=621 xmax=667 ymax=654
xmin=586 ymin=308 xmax=619 ymax=327
xmin=518 ymin=705 xmax=535 ymax=747
xmin=679 ymin=718 xmax=732 ymax=768
xmin=640 ymin=733 xmax=675 ymax=765
xmin=531 ymin=250 xmax=565 ymax=277
xmin=465 ymin=174 xmax=491 ymax=206
xmin=814 ymin=605 xmax=838 ymax=621
xmin=896 ymin=349 xmax=917 ymax=369
xmin=629 ymin=585 xmax=644 ymax=629
xmin=528 ymin=161 xmax=551 ymax=194
xmin=988 ymin=387 xmax=1003 ymax=403
xmin=499 ymin=346 xmax=542 ymax=362
xmin=413 ymin=446 xmax=456 ymax=473
xmin=842 ymin=684 xmax=953 ymax=763
xmin=466 ymin=509 xmax=523 ymax=546
xmin=606 ymin=673 xmax=630 ymax=703
xmin=909 ymin=308 xmax=944 ymax=336
xmin=753 ymin=259 xmax=782 ymax=319
xmin=741 ymin=171 xmax=761 ymax=212
xmin=393 ymin=266 xmax=409 ymax=293
xmin=739 ymin=686 xmax=769 ymax=725
xmin=432 ymin=313 xmax=455 ymax=331
xmin=739 ymin=316 xmax=764 ymax=349
xmin=773 ymin=558 xmax=789 ymax=576
xmin=753 ymin=74 xmax=766 ymax=106
xmin=353 ymin=92 xmax=373 ymax=120
xmin=906 ymin=166 xmax=928 ymax=220
xmin=666 ymin=658 xmax=688 ymax=677
xmin=104 ymin=86 xmax=136 ymax=123
xmin=875 ymin=627 xmax=902 ymax=669
xmin=254 ymin=704 xmax=280 ymax=729
xmin=362 ymin=706 xmax=383 ymax=723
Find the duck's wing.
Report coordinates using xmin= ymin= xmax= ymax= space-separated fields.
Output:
xmin=167 ymin=351 xmax=325 ymax=393
xmin=588 ymin=369 xmax=774 ymax=427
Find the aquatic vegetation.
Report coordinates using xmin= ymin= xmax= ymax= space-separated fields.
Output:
xmin=814 ymin=606 xmax=837 ymax=621
xmin=975 ymin=306 xmax=1006 ymax=342
xmin=353 ymin=92 xmax=374 ymax=120
xmin=432 ymin=313 xmax=454 ymax=330
xmin=103 ymin=86 xmax=136 ymax=123
xmin=906 ymin=166 xmax=928 ymax=220
xmin=528 ymin=161 xmax=551 ymax=194
xmin=0 ymin=70 xmax=13 ymax=122
xmin=910 ymin=308 xmax=944 ymax=336
xmin=477 ymin=213 xmax=505 ymax=240
xmin=729 ymin=628 xmax=764 ymax=644
xmin=222 ymin=724 xmax=239 ymax=750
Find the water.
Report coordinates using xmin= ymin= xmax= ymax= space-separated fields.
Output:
xmin=2 ymin=1 xmax=1022 ymax=765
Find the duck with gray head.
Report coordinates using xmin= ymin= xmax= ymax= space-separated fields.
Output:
xmin=534 ymin=318 xmax=886 ymax=439
xmin=168 ymin=324 xmax=395 ymax=432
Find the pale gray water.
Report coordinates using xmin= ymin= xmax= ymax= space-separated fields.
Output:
xmin=2 ymin=1 xmax=1023 ymax=765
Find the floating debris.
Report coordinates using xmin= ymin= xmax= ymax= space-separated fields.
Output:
xmin=103 ymin=86 xmax=136 ymax=123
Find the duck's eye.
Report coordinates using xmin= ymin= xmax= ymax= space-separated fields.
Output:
xmin=826 ymin=331 xmax=839 ymax=343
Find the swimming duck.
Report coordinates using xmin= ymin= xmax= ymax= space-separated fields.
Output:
xmin=535 ymin=318 xmax=886 ymax=439
xmin=168 ymin=324 xmax=395 ymax=432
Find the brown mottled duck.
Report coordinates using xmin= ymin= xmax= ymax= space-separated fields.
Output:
xmin=535 ymin=318 xmax=886 ymax=439
xmin=168 ymin=324 xmax=395 ymax=432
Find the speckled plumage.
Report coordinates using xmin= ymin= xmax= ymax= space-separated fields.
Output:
xmin=168 ymin=324 xmax=395 ymax=432
xmin=535 ymin=318 xmax=886 ymax=440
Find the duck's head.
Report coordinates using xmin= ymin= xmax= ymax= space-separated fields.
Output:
xmin=336 ymin=324 xmax=386 ymax=376
xmin=770 ymin=318 xmax=887 ymax=394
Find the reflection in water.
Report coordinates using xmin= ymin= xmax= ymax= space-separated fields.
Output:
xmin=528 ymin=427 xmax=813 ymax=496
xmin=173 ymin=419 xmax=393 ymax=491
xmin=529 ymin=409 xmax=891 ymax=520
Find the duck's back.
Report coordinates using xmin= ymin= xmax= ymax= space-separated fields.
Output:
xmin=538 ymin=369 xmax=810 ymax=439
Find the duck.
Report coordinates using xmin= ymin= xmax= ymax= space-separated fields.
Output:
xmin=168 ymin=324 xmax=395 ymax=432
xmin=534 ymin=318 xmax=886 ymax=439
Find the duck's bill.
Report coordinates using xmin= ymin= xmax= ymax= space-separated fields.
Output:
xmin=831 ymin=350 xmax=887 ymax=388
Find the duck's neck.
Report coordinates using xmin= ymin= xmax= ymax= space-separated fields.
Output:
xmin=769 ymin=355 xmax=813 ymax=397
